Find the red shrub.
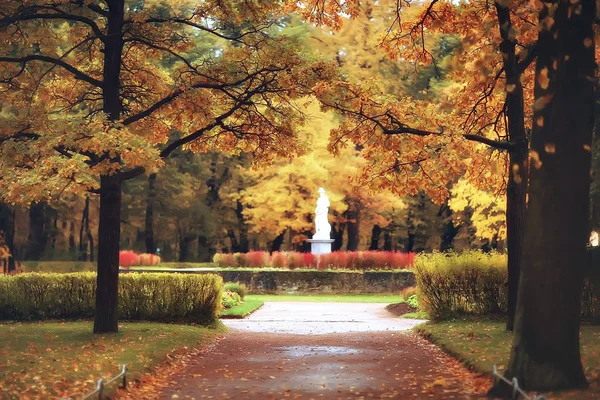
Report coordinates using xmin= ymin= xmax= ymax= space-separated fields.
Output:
xmin=391 ymin=252 xmax=415 ymax=269
xmin=271 ymin=252 xmax=287 ymax=268
xmin=119 ymin=250 xmax=139 ymax=268
xmin=247 ymin=251 xmax=269 ymax=267
xmin=288 ymin=252 xmax=304 ymax=269
xmin=318 ymin=253 xmax=334 ymax=269
xmin=216 ymin=253 xmax=236 ymax=267
xmin=302 ymin=252 xmax=316 ymax=268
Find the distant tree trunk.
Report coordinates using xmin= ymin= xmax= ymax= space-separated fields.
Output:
xmin=69 ymin=221 xmax=76 ymax=258
xmin=369 ymin=225 xmax=382 ymax=250
xmin=0 ymin=204 xmax=16 ymax=271
xmin=406 ymin=233 xmax=416 ymax=252
xmin=345 ymin=200 xmax=360 ymax=251
xmin=270 ymin=231 xmax=285 ymax=253
xmin=495 ymin=1 xmax=529 ymax=333
xmin=179 ymin=234 xmax=195 ymax=262
xmin=144 ymin=173 xmax=157 ymax=254
xmin=296 ymin=231 xmax=312 ymax=252
xmin=331 ymin=222 xmax=345 ymax=251
xmin=383 ymin=229 xmax=393 ymax=251
xmin=86 ymin=201 xmax=94 ymax=263
xmin=227 ymin=229 xmax=240 ymax=253
xmin=438 ymin=203 xmax=459 ymax=252
xmin=197 ymin=235 xmax=213 ymax=262
xmin=496 ymin=0 xmax=594 ymax=391
xmin=235 ymin=199 xmax=249 ymax=253
xmin=79 ymin=196 xmax=92 ymax=261
xmin=27 ymin=202 xmax=47 ymax=260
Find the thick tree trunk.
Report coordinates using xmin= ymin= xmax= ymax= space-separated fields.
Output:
xmin=369 ymin=225 xmax=381 ymax=250
xmin=495 ymin=2 xmax=529 ymax=332
xmin=93 ymin=175 xmax=122 ymax=334
xmin=496 ymin=0 xmax=594 ymax=391
xmin=270 ymin=231 xmax=285 ymax=253
xmin=144 ymin=173 xmax=157 ymax=254
xmin=94 ymin=0 xmax=124 ymax=334
xmin=26 ymin=202 xmax=47 ymax=260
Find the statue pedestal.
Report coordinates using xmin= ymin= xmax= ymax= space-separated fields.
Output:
xmin=307 ymin=239 xmax=335 ymax=255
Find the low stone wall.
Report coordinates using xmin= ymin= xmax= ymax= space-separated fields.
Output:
xmin=217 ymin=270 xmax=415 ymax=293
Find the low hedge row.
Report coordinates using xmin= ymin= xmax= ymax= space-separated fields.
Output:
xmin=415 ymin=251 xmax=507 ymax=319
xmin=415 ymin=250 xmax=600 ymax=321
xmin=213 ymin=251 xmax=415 ymax=270
xmin=0 ymin=272 xmax=223 ymax=323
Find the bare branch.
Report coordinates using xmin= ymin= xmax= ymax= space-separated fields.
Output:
xmin=464 ymin=134 xmax=516 ymax=150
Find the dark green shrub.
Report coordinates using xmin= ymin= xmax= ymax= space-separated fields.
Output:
xmin=0 ymin=272 xmax=223 ymax=324
xmin=415 ymin=251 xmax=507 ymax=319
xmin=224 ymin=282 xmax=247 ymax=299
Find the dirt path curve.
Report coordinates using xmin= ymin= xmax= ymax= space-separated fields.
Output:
xmin=158 ymin=303 xmax=490 ymax=399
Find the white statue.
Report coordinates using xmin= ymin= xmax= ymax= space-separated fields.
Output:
xmin=314 ymin=187 xmax=331 ymax=239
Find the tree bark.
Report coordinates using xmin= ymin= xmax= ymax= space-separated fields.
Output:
xmin=94 ymin=0 xmax=124 ymax=334
xmin=93 ymin=175 xmax=122 ymax=333
xmin=26 ymin=202 xmax=47 ymax=260
xmin=495 ymin=2 xmax=529 ymax=332
xmin=496 ymin=0 xmax=594 ymax=391
xmin=369 ymin=224 xmax=381 ymax=250
xmin=144 ymin=173 xmax=157 ymax=254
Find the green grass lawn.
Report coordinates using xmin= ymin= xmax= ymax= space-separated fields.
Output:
xmin=0 ymin=321 xmax=225 ymax=399
xmin=220 ymin=299 xmax=264 ymax=318
xmin=416 ymin=318 xmax=600 ymax=377
xmin=246 ymin=293 xmax=403 ymax=303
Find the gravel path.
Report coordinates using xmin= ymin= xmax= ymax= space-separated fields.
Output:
xmin=157 ymin=303 xmax=490 ymax=399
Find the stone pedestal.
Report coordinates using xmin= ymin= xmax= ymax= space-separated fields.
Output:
xmin=307 ymin=239 xmax=335 ymax=255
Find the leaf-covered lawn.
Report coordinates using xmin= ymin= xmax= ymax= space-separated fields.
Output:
xmin=220 ymin=299 xmax=264 ymax=318
xmin=416 ymin=319 xmax=600 ymax=398
xmin=246 ymin=293 xmax=403 ymax=303
xmin=0 ymin=321 xmax=225 ymax=399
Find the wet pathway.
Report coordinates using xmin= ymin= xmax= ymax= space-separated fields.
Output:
xmin=158 ymin=303 xmax=489 ymax=399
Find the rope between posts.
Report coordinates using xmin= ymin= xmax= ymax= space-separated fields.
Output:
xmin=59 ymin=364 xmax=127 ymax=400
xmin=492 ymin=365 xmax=547 ymax=400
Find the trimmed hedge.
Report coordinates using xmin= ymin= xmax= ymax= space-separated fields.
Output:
xmin=213 ymin=251 xmax=415 ymax=270
xmin=415 ymin=250 xmax=600 ymax=321
xmin=0 ymin=272 xmax=223 ymax=323
xmin=415 ymin=251 xmax=507 ymax=319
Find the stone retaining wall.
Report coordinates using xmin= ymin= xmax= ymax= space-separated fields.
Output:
xmin=217 ymin=270 xmax=415 ymax=293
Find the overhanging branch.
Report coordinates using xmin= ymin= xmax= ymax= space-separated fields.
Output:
xmin=0 ymin=55 xmax=103 ymax=88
